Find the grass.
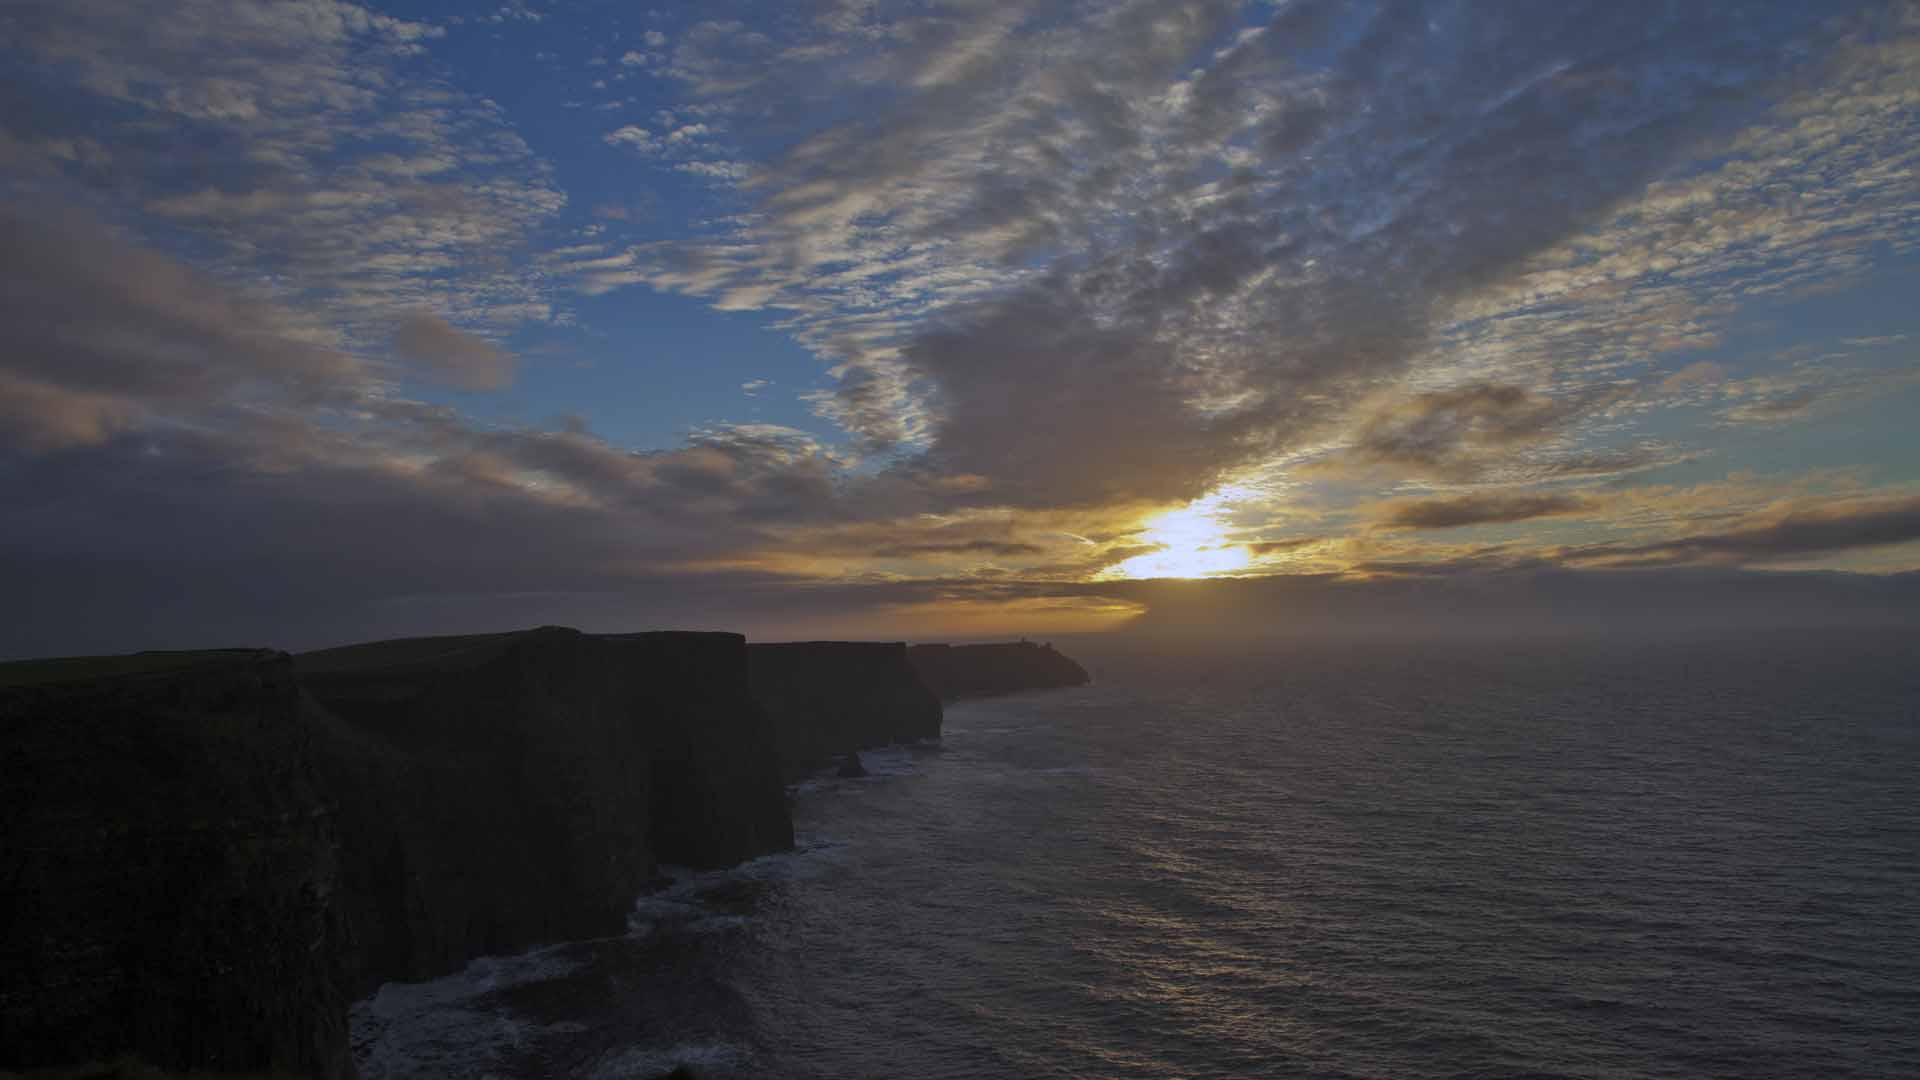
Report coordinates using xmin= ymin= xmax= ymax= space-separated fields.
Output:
xmin=0 ymin=650 xmax=271 ymax=689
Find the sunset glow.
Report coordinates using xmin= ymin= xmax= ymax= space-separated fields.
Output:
xmin=1111 ymin=501 xmax=1254 ymax=581
xmin=3 ymin=0 xmax=1919 ymax=650
xmin=6 ymin=6 xmax=1918 ymax=1076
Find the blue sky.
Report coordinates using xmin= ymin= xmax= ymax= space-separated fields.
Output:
xmin=2 ymin=0 xmax=1919 ymax=652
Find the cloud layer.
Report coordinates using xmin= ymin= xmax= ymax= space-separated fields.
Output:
xmin=588 ymin=1 xmax=1901 ymax=507
xmin=2 ymin=0 xmax=1918 ymax=654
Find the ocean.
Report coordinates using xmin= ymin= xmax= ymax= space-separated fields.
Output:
xmin=353 ymin=629 xmax=1920 ymax=1078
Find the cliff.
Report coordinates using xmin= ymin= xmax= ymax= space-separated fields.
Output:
xmin=907 ymin=641 xmax=1091 ymax=701
xmin=296 ymin=627 xmax=790 ymax=997
xmin=1 ymin=627 xmax=1087 ymax=1078
xmin=747 ymin=642 xmax=943 ymax=780
xmin=0 ymin=650 xmax=353 ymax=1080
xmin=2 ymin=627 xmax=796 ymax=1078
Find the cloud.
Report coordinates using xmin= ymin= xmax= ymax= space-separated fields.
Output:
xmin=675 ymin=160 xmax=750 ymax=181
xmin=1660 ymin=361 xmax=1729 ymax=392
xmin=605 ymin=1 xmax=1874 ymax=510
xmin=1331 ymin=384 xmax=1628 ymax=481
xmin=1247 ymin=537 xmax=1322 ymax=556
xmin=605 ymin=125 xmax=663 ymax=153
xmin=1693 ymin=346 xmax=1920 ymax=427
xmin=0 ymin=203 xmax=365 ymax=450
xmin=1108 ymin=567 xmax=1920 ymax=640
xmin=1579 ymin=496 xmax=1920 ymax=568
xmin=0 ymin=373 xmax=133 ymax=453
xmin=907 ymin=285 xmax=1250 ymax=504
xmin=870 ymin=539 xmax=1045 ymax=559
xmin=5 ymin=0 xmax=564 ymax=337
xmin=0 ymin=199 xmax=892 ymax=656
xmin=391 ymin=313 xmax=517 ymax=390
xmin=3 ymin=0 xmax=1916 ymax=655
xmin=1718 ymin=388 xmax=1824 ymax=424
xmin=1423 ymin=11 xmax=1920 ymax=414
xmin=1374 ymin=492 xmax=1598 ymax=530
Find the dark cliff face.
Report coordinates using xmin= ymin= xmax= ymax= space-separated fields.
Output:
xmin=747 ymin=642 xmax=943 ymax=780
xmin=1 ymin=626 xmax=797 ymax=1077
xmin=0 ymin=651 xmax=353 ymax=1080
xmin=296 ymin=626 xmax=791 ymax=997
xmin=0 ymin=628 xmax=1089 ymax=1078
xmin=906 ymin=642 xmax=1091 ymax=702
xmin=603 ymin=632 xmax=791 ymax=871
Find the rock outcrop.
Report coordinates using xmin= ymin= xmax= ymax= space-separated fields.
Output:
xmin=0 ymin=650 xmax=354 ymax=1080
xmin=296 ymin=627 xmax=790 ymax=997
xmin=907 ymin=641 xmax=1091 ymax=701
xmin=747 ymin=642 xmax=942 ymax=780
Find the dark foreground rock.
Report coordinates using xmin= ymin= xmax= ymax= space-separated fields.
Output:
xmin=907 ymin=641 xmax=1091 ymax=701
xmin=0 ymin=650 xmax=354 ymax=1080
xmin=296 ymin=627 xmax=791 ymax=997
xmin=747 ymin=642 xmax=942 ymax=780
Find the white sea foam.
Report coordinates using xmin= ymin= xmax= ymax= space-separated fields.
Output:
xmin=629 ymin=841 xmax=842 ymax=937
xmin=789 ymin=740 xmax=936 ymax=794
xmin=857 ymin=743 xmax=923 ymax=777
xmin=357 ymin=733 xmax=925 ymax=1076
xmin=350 ymin=945 xmax=588 ymax=1079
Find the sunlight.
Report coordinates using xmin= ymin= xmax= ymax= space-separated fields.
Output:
xmin=1110 ymin=498 xmax=1254 ymax=580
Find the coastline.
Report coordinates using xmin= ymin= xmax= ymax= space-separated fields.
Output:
xmin=0 ymin=630 xmax=1088 ymax=1080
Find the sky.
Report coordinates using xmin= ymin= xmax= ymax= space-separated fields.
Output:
xmin=3 ymin=0 xmax=1919 ymax=655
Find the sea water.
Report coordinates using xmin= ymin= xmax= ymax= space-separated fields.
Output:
xmin=354 ymin=629 xmax=1920 ymax=1078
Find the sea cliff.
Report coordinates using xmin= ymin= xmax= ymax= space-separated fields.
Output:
xmin=0 ymin=629 xmax=1085 ymax=1078
xmin=296 ymin=627 xmax=792 ymax=998
xmin=907 ymin=641 xmax=1091 ymax=701
xmin=748 ymin=642 xmax=942 ymax=780
xmin=0 ymin=650 xmax=353 ymax=1080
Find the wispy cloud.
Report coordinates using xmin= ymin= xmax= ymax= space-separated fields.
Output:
xmin=574 ymin=0 xmax=1900 ymax=513
xmin=0 ymin=205 xmax=365 ymax=452
xmin=3 ymin=0 xmax=1918 ymax=651
xmin=1573 ymin=496 xmax=1920 ymax=568
xmin=0 ymin=201 xmax=873 ymax=648
xmin=1374 ymin=492 xmax=1599 ymax=531
xmin=391 ymin=313 xmax=518 ymax=391
xmin=4 ymin=0 xmax=565 ymax=338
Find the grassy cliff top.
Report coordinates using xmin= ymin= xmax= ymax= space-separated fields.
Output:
xmin=0 ymin=649 xmax=277 ymax=689
xmin=293 ymin=630 xmax=532 ymax=676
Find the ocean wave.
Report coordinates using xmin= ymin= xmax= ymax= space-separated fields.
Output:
xmin=351 ymin=945 xmax=590 ymax=1079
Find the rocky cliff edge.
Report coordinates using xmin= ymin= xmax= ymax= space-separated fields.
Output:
xmin=906 ymin=641 xmax=1091 ymax=702
xmin=747 ymin=641 xmax=942 ymax=780
xmin=296 ymin=626 xmax=792 ymax=997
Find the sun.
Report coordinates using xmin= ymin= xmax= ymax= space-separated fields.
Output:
xmin=1109 ymin=500 xmax=1253 ymax=580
